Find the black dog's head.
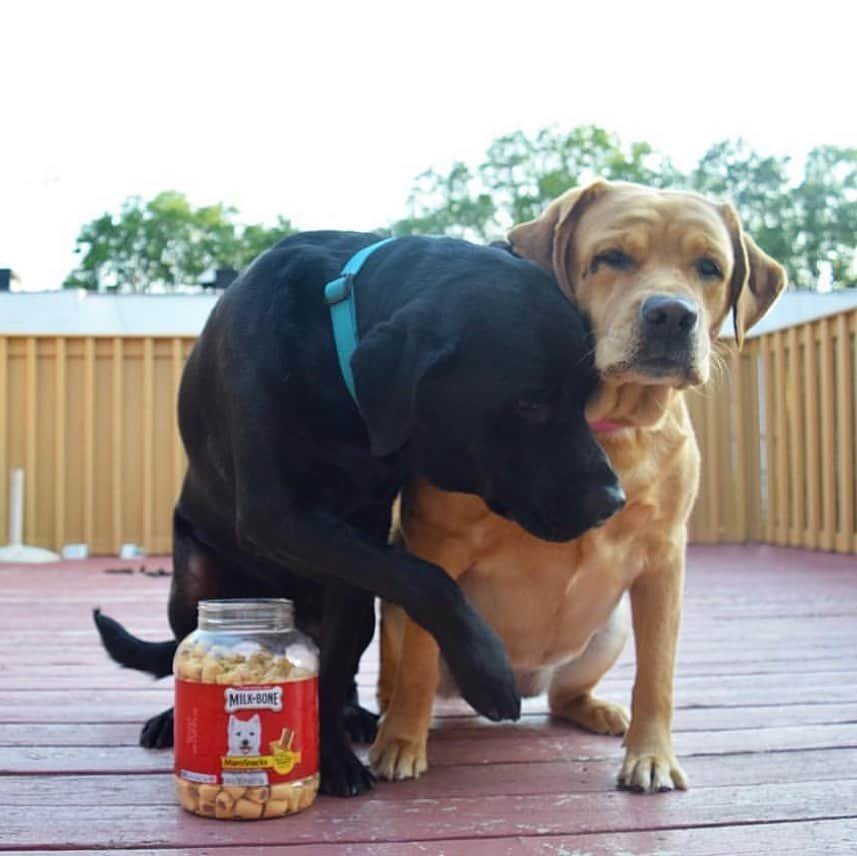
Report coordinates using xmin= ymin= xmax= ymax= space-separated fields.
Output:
xmin=352 ymin=243 xmax=623 ymax=542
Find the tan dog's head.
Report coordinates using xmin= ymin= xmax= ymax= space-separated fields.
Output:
xmin=509 ymin=181 xmax=786 ymax=417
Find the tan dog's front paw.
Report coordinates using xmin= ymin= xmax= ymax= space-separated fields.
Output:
xmin=618 ymin=747 xmax=688 ymax=793
xmin=368 ymin=728 xmax=428 ymax=781
xmin=552 ymin=693 xmax=630 ymax=736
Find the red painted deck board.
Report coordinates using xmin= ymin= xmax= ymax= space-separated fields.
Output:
xmin=0 ymin=545 xmax=856 ymax=853
xmin=7 ymin=818 xmax=857 ymax=855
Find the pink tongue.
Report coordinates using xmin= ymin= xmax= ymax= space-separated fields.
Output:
xmin=589 ymin=420 xmax=624 ymax=434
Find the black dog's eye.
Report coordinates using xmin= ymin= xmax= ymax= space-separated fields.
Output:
xmin=590 ymin=249 xmax=633 ymax=274
xmin=695 ymin=257 xmax=723 ymax=280
xmin=514 ymin=398 xmax=553 ymax=425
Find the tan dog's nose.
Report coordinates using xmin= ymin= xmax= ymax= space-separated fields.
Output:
xmin=641 ymin=296 xmax=699 ymax=337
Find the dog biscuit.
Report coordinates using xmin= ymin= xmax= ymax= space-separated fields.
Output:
xmin=174 ymin=643 xmax=308 ymax=685
xmin=173 ymin=773 xmax=319 ymax=821
xmin=234 ymin=797 xmax=265 ymax=820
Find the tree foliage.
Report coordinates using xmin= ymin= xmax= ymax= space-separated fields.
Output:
xmin=394 ymin=126 xmax=857 ymax=289
xmin=64 ymin=191 xmax=295 ymax=292
xmin=393 ymin=127 xmax=682 ymax=240
xmin=64 ymin=129 xmax=857 ymax=291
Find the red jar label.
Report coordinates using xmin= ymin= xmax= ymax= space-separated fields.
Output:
xmin=174 ymin=677 xmax=318 ymax=787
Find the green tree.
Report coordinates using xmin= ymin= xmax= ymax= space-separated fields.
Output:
xmin=396 ymin=126 xmax=857 ymax=290
xmin=792 ymin=145 xmax=857 ymax=287
xmin=64 ymin=192 xmax=295 ymax=292
xmin=392 ymin=125 xmax=682 ymax=241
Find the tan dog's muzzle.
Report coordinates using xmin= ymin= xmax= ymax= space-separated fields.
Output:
xmin=631 ymin=294 xmax=702 ymax=384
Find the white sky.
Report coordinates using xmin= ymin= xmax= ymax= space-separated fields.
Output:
xmin=1 ymin=0 xmax=855 ymax=289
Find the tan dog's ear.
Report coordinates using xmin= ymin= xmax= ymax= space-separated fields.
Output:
xmin=720 ymin=203 xmax=787 ymax=349
xmin=508 ymin=180 xmax=610 ymax=298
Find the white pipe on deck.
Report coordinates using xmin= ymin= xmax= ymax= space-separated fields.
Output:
xmin=8 ymin=468 xmax=23 ymax=548
xmin=0 ymin=468 xmax=61 ymax=563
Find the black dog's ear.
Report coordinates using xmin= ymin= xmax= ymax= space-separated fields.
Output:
xmin=351 ymin=306 xmax=455 ymax=457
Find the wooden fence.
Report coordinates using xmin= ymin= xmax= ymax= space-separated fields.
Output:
xmin=687 ymin=307 xmax=856 ymax=554
xmin=0 ymin=308 xmax=855 ymax=555
xmin=0 ymin=336 xmax=195 ymax=555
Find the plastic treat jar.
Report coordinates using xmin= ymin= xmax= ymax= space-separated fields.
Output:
xmin=173 ymin=599 xmax=319 ymax=819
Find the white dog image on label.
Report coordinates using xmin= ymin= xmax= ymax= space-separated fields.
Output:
xmin=227 ymin=713 xmax=262 ymax=756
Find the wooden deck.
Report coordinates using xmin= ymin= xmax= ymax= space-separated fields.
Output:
xmin=1 ymin=545 xmax=856 ymax=854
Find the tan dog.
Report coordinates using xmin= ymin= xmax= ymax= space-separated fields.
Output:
xmin=370 ymin=180 xmax=786 ymax=792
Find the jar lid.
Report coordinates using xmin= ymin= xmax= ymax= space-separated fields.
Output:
xmin=197 ymin=598 xmax=295 ymax=632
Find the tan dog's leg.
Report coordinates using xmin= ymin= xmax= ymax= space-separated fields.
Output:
xmin=369 ymin=615 xmax=440 ymax=780
xmin=548 ymin=596 xmax=630 ymax=736
xmin=377 ymin=516 xmax=407 ymax=714
xmin=377 ymin=602 xmax=405 ymax=714
xmin=620 ymin=546 xmax=688 ymax=793
xmin=369 ymin=537 xmax=471 ymax=781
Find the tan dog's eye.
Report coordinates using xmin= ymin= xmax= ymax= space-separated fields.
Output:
xmin=590 ymin=249 xmax=633 ymax=274
xmin=695 ymin=257 xmax=723 ymax=280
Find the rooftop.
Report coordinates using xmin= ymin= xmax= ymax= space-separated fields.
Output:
xmin=2 ymin=288 xmax=857 ymax=337
xmin=0 ymin=289 xmax=219 ymax=335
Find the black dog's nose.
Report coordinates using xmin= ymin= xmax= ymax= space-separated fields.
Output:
xmin=641 ymin=296 xmax=699 ymax=336
xmin=584 ymin=484 xmax=626 ymax=527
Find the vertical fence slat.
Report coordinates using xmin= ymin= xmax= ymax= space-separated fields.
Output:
xmin=171 ymin=337 xmax=185 ymax=506
xmin=0 ymin=338 xmax=7 ymax=543
xmin=853 ymin=313 xmax=857 ymax=555
xmin=836 ymin=313 xmax=854 ymax=553
xmin=721 ymin=366 xmax=736 ymax=539
xmin=703 ymin=387 xmax=719 ymax=542
xmin=803 ymin=322 xmax=820 ymax=550
xmin=142 ymin=338 xmax=154 ymax=550
xmin=787 ymin=326 xmax=804 ymax=548
xmin=820 ymin=319 xmax=836 ymax=551
xmin=745 ymin=342 xmax=763 ymax=542
xmin=54 ymin=338 xmax=66 ymax=550
xmin=729 ymin=346 xmax=747 ymax=542
xmin=774 ymin=330 xmax=789 ymax=545
xmin=83 ymin=338 xmax=95 ymax=548
xmin=763 ymin=336 xmax=777 ymax=544
xmin=24 ymin=338 xmax=37 ymax=545
xmin=112 ymin=338 xmax=124 ymax=553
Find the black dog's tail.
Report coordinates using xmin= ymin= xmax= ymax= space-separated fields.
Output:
xmin=92 ymin=608 xmax=176 ymax=679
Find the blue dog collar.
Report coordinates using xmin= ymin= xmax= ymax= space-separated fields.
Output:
xmin=324 ymin=237 xmax=395 ymax=402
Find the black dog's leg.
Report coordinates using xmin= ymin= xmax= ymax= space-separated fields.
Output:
xmin=140 ymin=512 xmax=229 ymax=749
xmin=342 ymin=680 xmax=378 ymax=744
xmin=318 ymin=583 xmax=377 ymax=796
xmin=141 ymin=707 xmax=175 ymax=749
xmin=336 ymin=503 xmax=385 ymax=747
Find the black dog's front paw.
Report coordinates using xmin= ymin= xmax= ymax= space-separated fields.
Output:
xmin=140 ymin=707 xmax=174 ymax=749
xmin=342 ymin=702 xmax=379 ymax=744
xmin=320 ymin=742 xmax=376 ymax=797
xmin=445 ymin=622 xmax=521 ymax=722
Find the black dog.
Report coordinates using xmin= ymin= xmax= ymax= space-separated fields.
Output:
xmin=94 ymin=231 xmax=623 ymax=796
